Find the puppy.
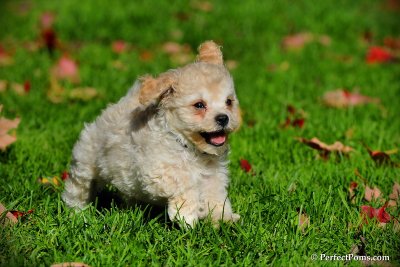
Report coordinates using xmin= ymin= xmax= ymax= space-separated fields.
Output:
xmin=62 ymin=41 xmax=241 ymax=227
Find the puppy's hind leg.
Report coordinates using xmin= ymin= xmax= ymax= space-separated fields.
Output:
xmin=62 ymin=130 xmax=98 ymax=209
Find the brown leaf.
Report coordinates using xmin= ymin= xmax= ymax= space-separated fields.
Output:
xmin=282 ymin=32 xmax=314 ymax=50
xmin=296 ymin=137 xmax=353 ymax=159
xmin=298 ymin=212 xmax=310 ymax=232
xmin=0 ymin=80 xmax=7 ymax=92
xmin=322 ymin=89 xmax=380 ymax=108
xmin=363 ymin=144 xmax=399 ymax=166
xmin=191 ymin=1 xmax=213 ymax=12
xmin=389 ymin=182 xmax=400 ymax=200
xmin=47 ymin=75 xmax=65 ymax=103
xmin=0 ymin=105 xmax=20 ymax=150
xmin=51 ymin=263 xmax=91 ymax=267
xmin=0 ymin=45 xmax=14 ymax=66
xmin=0 ymin=202 xmax=18 ymax=225
xmin=226 ymin=60 xmax=239 ymax=70
xmin=139 ymin=50 xmax=154 ymax=62
xmin=364 ymin=185 xmax=382 ymax=202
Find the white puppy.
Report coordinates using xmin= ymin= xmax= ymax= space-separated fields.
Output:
xmin=62 ymin=41 xmax=241 ymax=227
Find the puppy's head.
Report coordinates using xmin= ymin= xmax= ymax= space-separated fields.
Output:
xmin=139 ymin=41 xmax=241 ymax=156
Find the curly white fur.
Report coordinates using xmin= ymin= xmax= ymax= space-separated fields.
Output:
xmin=62 ymin=41 xmax=241 ymax=227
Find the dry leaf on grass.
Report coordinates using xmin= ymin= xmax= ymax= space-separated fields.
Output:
xmin=297 ymin=210 xmax=310 ymax=232
xmin=0 ymin=202 xmax=18 ymax=225
xmin=296 ymin=137 xmax=353 ymax=159
xmin=363 ymin=144 xmax=399 ymax=167
xmin=111 ymin=40 xmax=129 ymax=54
xmin=51 ymin=262 xmax=91 ymax=267
xmin=0 ymin=80 xmax=8 ymax=92
xmin=282 ymin=32 xmax=331 ymax=50
xmin=364 ymin=186 xmax=382 ymax=202
xmin=0 ymin=45 xmax=14 ymax=66
xmin=322 ymin=89 xmax=380 ymax=108
xmin=47 ymin=75 xmax=99 ymax=103
xmin=51 ymin=55 xmax=80 ymax=84
xmin=280 ymin=105 xmax=306 ymax=129
xmin=0 ymin=105 xmax=21 ymax=150
xmin=68 ymin=87 xmax=99 ymax=101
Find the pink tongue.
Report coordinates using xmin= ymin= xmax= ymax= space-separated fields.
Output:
xmin=210 ymin=135 xmax=226 ymax=145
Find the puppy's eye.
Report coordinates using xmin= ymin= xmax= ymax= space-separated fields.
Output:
xmin=226 ymin=99 xmax=233 ymax=106
xmin=194 ymin=101 xmax=206 ymax=109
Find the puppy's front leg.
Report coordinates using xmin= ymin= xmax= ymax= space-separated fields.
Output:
xmin=167 ymin=189 xmax=200 ymax=228
xmin=200 ymin=175 xmax=240 ymax=225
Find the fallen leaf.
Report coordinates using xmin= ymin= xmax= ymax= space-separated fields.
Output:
xmin=40 ymin=11 xmax=55 ymax=29
xmin=364 ymin=185 xmax=382 ymax=202
xmin=366 ymin=46 xmax=393 ymax=64
xmin=389 ymin=182 xmax=400 ymax=200
xmin=10 ymin=209 xmax=34 ymax=220
xmin=363 ymin=143 xmax=399 ymax=166
xmin=0 ymin=45 xmax=14 ymax=66
xmin=191 ymin=1 xmax=213 ymax=12
xmin=322 ymin=89 xmax=380 ymax=108
xmin=0 ymin=105 xmax=21 ymax=150
xmin=161 ymin=42 xmax=194 ymax=65
xmin=47 ymin=75 xmax=65 ymax=103
xmin=296 ymin=137 xmax=353 ymax=159
xmin=280 ymin=105 xmax=306 ymax=129
xmin=68 ymin=87 xmax=99 ymax=101
xmin=61 ymin=171 xmax=70 ymax=181
xmin=0 ymin=202 xmax=18 ymax=225
xmin=226 ymin=60 xmax=239 ymax=70
xmin=239 ymin=159 xmax=252 ymax=173
xmin=51 ymin=262 xmax=92 ymax=267
xmin=349 ymin=181 xmax=359 ymax=204
xmin=0 ymin=80 xmax=7 ymax=92
xmin=282 ymin=32 xmax=314 ymax=50
xmin=41 ymin=28 xmax=58 ymax=53
xmin=38 ymin=176 xmax=62 ymax=187
xmin=112 ymin=40 xmax=128 ymax=54
xmin=51 ymin=55 xmax=80 ymax=84
xmin=384 ymin=37 xmax=400 ymax=51
xmin=39 ymin=12 xmax=58 ymax=53
xmin=361 ymin=203 xmax=391 ymax=224
xmin=298 ymin=212 xmax=310 ymax=232
xmin=11 ymin=81 xmax=30 ymax=95
xmin=318 ymin=35 xmax=331 ymax=46
xmin=388 ymin=182 xmax=400 ymax=207
xmin=139 ymin=50 xmax=153 ymax=62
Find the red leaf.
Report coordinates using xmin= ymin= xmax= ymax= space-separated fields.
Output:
xmin=240 ymin=159 xmax=252 ymax=173
xmin=112 ymin=40 xmax=128 ymax=54
xmin=61 ymin=171 xmax=69 ymax=181
xmin=40 ymin=12 xmax=55 ymax=30
xmin=322 ymin=89 xmax=380 ymax=108
xmin=51 ymin=55 xmax=80 ymax=83
xmin=361 ymin=204 xmax=391 ymax=224
xmin=292 ymin=118 xmax=305 ymax=128
xmin=366 ymin=46 xmax=393 ymax=64
xmin=41 ymin=28 xmax=57 ymax=53
xmin=23 ymin=80 xmax=31 ymax=93
xmin=10 ymin=209 xmax=33 ymax=219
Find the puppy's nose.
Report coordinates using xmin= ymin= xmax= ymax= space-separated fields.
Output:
xmin=215 ymin=114 xmax=229 ymax=127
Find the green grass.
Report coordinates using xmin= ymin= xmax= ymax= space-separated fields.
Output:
xmin=1 ymin=0 xmax=400 ymax=266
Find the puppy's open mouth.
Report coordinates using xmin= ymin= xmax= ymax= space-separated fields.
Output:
xmin=200 ymin=130 xmax=227 ymax=147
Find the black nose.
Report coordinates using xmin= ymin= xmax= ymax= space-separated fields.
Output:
xmin=215 ymin=114 xmax=229 ymax=127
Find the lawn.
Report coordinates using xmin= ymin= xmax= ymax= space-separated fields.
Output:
xmin=1 ymin=0 xmax=400 ymax=266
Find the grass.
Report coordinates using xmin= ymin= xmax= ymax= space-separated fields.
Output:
xmin=1 ymin=0 xmax=400 ymax=266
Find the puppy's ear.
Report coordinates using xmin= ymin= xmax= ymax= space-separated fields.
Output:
xmin=139 ymin=72 xmax=176 ymax=106
xmin=196 ymin=41 xmax=223 ymax=65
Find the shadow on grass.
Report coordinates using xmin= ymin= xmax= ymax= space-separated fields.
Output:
xmin=93 ymin=187 xmax=178 ymax=229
